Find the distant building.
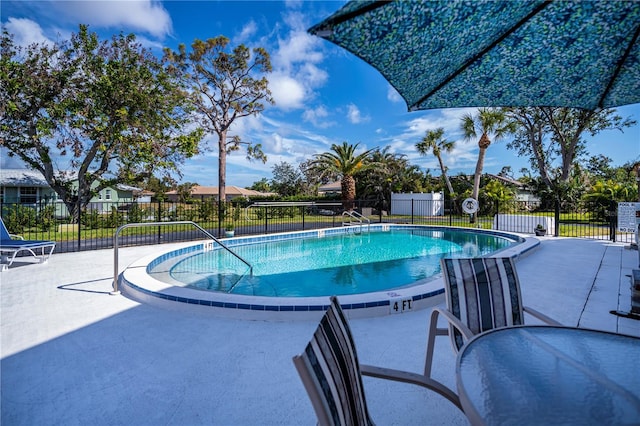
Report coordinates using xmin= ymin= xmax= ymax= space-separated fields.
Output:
xmin=317 ymin=181 xmax=341 ymax=196
xmin=485 ymin=174 xmax=540 ymax=203
xmin=0 ymin=169 xmax=141 ymax=204
xmin=165 ymin=185 xmax=275 ymax=202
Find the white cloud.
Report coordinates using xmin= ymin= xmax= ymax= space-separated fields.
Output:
xmin=381 ymin=108 xmax=485 ymax=174
xmin=346 ymin=103 xmax=370 ymax=124
xmin=234 ymin=20 xmax=258 ymax=45
xmin=3 ymin=17 xmax=52 ymax=47
xmin=269 ymin=73 xmax=306 ymax=110
xmin=274 ymin=29 xmax=323 ymax=69
xmin=267 ymin=11 xmax=327 ymax=112
xmin=302 ymin=105 xmax=335 ymax=128
xmin=54 ymin=0 xmax=172 ymax=38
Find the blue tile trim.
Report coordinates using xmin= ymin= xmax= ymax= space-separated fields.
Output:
xmin=124 ymin=274 xmax=443 ymax=314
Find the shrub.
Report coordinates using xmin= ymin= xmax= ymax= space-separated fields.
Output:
xmin=2 ymin=204 xmax=36 ymax=233
xmin=127 ymin=203 xmax=147 ymax=223
xmin=37 ymin=205 xmax=57 ymax=231
xmin=82 ymin=209 xmax=102 ymax=229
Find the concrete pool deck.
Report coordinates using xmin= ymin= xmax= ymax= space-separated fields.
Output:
xmin=2 ymin=236 xmax=639 ymax=425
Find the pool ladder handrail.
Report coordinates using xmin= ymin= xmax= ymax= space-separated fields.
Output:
xmin=341 ymin=211 xmax=370 ymax=234
xmin=112 ymin=221 xmax=252 ymax=295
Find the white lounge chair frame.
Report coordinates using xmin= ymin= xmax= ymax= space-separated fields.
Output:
xmin=0 ymin=218 xmax=56 ymax=271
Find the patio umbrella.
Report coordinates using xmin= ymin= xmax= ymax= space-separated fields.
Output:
xmin=308 ymin=0 xmax=640 ymax=111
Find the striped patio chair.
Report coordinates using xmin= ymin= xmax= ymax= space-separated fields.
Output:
xmin=424 ymin=257 xmax=560 ymax=377
xmin=293 ymin=296 xmax=461 ymax=426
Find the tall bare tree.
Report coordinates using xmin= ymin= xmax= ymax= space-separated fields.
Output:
xmin=164 ymin=37 xmax=273 ymax=202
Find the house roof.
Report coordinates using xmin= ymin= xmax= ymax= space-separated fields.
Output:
xmin=166 ymin=185 xmax=275 ymax=197
xmin=0 ymin=169 xmax=140 ymax=192
xmin=318 ymin=181 xmax=341 ymax=192
xmin=485 ymin=174 xmax=524 ymax=187
xmin=116 ymin=184 xmax=142 ymax=192
xmin=0 ymin=169 xmax=49 ymax=187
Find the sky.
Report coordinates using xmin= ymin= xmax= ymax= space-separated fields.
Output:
xmin=1 ymin=0 xmax=639 ymax=188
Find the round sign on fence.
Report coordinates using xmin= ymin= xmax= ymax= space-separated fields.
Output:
xmin=462 ymin=198 xmax=479 ymax=214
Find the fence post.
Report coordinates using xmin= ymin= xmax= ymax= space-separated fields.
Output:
xmin=77 ymin=197 xmax=81 ymax=251
xmin=157 ymin=200 xmax=162 ymax=243
xmin=609 ymin=200 xmax=617 ymax=241
xmin=554 ymin=198 xmax=561 ymax=237
xmin=264 ymin=206 xmax=268 ymax=234
xmin=411 ymin=199 xmax=414 ymax=224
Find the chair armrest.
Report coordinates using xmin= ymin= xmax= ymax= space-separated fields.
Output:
xmin=433 ymin=307 xmax=475 ymax=340
xmin=360 ymin=364 xmax=462 ymax=410
xmin=524 ymin=306 xmax=561 ymax=326
xmin=10 ymin=234 xmax=25 ymax=240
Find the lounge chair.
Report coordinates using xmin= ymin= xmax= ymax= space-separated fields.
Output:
xmin=293 ymin=296 xmax=461 ymax=425
xmin=424 ymin=257 xmax=560 ymax=377
xmin=0 ymin=217 xmax=56 ymax=271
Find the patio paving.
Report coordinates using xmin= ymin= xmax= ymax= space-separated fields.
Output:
xmin=1 ymin=236 xmax=639 ymax=425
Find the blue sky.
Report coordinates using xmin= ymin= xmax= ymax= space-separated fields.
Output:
xmin=2 ymin=0 xmax=639 ymax=188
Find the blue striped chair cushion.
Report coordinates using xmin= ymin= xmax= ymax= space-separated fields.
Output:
xmin=441 ymin=257 xmax=524 ymax=350
xmin=298 ymin=296 xmax=373 ymax=426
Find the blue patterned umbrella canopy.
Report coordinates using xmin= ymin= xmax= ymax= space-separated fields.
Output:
xmin=308 ymin=0 xmax=640 ymax=111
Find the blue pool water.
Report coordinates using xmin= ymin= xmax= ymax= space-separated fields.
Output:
xmin=158 ymin=228 xmax=515 ymax=297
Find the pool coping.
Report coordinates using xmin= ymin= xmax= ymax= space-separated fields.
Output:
xmin=120 ymin=224 xmax=538 ymax=321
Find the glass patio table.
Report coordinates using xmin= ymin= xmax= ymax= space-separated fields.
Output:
xmin=456 ymin=325 xmax=640 ymax=425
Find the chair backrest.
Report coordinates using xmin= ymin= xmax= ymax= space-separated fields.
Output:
xmin=293 ymin=296 xmax=373 ymax=426
xmin=440 ymin=257 xmax=525 ymax=351
xmin=0 ymin=217 xmax=12 ymax=240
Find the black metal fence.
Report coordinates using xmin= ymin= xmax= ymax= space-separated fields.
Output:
xmin=0 ymin=197 xmax=635 ymax=254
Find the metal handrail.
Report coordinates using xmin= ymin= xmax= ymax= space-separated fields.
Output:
xmin=341 ymin=211 xmax=371 ymax=233
xmin=112 ymin=221 xmax=252 ymax=295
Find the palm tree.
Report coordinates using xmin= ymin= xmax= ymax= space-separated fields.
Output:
xmin=312 ymin=142 xmax=377 ymax=210
xmin=461 ymin=108 xmax=514 ymax=201
xmin=416 ymin=128 xmax=455 ymax=196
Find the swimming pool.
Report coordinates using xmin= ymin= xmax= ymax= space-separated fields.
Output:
xmin=161 ymin=228 xmax=511 ymax=297
xmin=120 ymin=225 xmax=537 ymax=320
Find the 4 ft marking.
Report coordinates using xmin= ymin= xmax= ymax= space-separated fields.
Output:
xmin=391 ymin=298 xmax=413 ymax=314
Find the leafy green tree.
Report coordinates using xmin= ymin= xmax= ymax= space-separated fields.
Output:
xmin=299 ymin=159 xmax=328 ymax=196
xmin=483 ymin=180 xmax=516 ymax=212
xmin=583 ymin=179 xmax=637 ymax=221
xmin=415 ymin=128 xmax=455 ymax=196
xmin=461 ymin=108 xmax=514 ymax=201
xmin=505 ymin=107 xmax=635 ymax=190
xmin=585 ymin=154 xmax=615 ymax=180
xmin=584 ymin=180 xmax=637 ymax=203
xmin=164 ymin=36 xmax=273 ymax=202
xmin=143 ymin=175 xmax=174 ymax=202
xmin=270 ymin=161 xmax=303 ymax=196
xmin=630 ymin=161 xmax=640 ymax=202
xmin=0 ymin=26 xmax=202 ymax=221
xmin=357 ymin=147 xmax=426 ymax=210
xmin=249 ymin=178 xmax=271 ymax=193
xmin=311 ymin=142 xmax=377 ymax=209
xmin=176 ymin=182 xmax=197 ymax=203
